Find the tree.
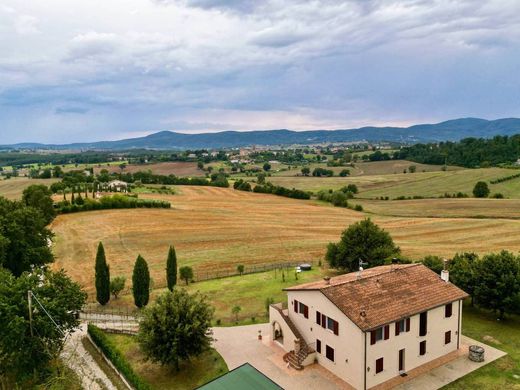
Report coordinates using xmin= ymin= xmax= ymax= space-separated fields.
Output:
xmin=263 ymin=162 xmax=271 ymax=172
xmin=339 ymin=169 xmax=350 ymax=177
xmin=0 ymin=267 xmax=86 ymax=382
xmin=166 ymin=245 xmax=177 ymax=291
xmin=95 ymin=242 xmax=110 ymax=305
xmin=110 ymin=276 xmax=126 ymax=299
xmin=138 ymin=290 xmax=214 ymax=371
xmin=22 ymin=184 xmax=56 ymax=225
xmin=179 ymin=266 xmax=193 ymax=285
xmin=257 ymin=172 xmax=266 ymax=184
xmin=421 ymin=255 xmax=444 ymax=274
xmin=0 ymin=197 xmax=54 ymax=277
xmin=232 ymin=305 xmax=241 ymax=322
xmin=301 ymin=167 xmax=310 ymax=176
xmin=473 ymin=181 xmax=490 ymax=198
xmin=346 ymin=184 xmax=358 ymax=194
xmin=325 ymin=219 xmax=400 ymax=271
xmin=197 ymin=161 xmax=204 ymax=170
xmin=473 ymin=251 xmax=520 ymax=319
xmin=449 ymin=252 xmax=478 ymax=303
xmin=409 ymin=165 xmax=417 ymax=173
xmin=237 ymin=264 xmax=245 ymax=275
xmin=132 ymin=255 xmax=150 ymax=308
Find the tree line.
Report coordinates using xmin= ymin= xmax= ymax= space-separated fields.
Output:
xmin=396 ymin=134 xmax=520 ymax=168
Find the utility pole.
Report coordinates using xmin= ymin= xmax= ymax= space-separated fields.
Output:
xmin=28 ymin=290 xmax=34 ymax=337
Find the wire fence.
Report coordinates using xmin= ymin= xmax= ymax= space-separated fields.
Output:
xmin=192 ymin=260 xmax=315 ymax=283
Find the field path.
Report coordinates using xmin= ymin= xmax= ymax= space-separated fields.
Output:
xmin=61 ymin=324 xmax=118 ymax=390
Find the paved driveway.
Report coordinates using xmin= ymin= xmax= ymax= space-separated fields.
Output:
xmin=212 ymin=323 xmax=353 ymax=390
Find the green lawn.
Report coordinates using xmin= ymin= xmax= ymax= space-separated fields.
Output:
xmin=183 ymin=267 xmax=329 ymax=325
xmin=444 ymin=305 xmax=520 ymax=389
xmin=87 ymin=267 xmax=330 ymax=325
xmin=104 ymin=333 xmax=228 ymax=390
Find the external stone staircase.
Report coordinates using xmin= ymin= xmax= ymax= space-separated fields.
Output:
xmin=272 ymin=305 xmax=315 ymax=370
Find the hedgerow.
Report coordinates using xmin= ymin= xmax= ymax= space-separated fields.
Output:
xmin=87 ymin=324 xmax=152 ymax=390
xmin=57 ymin=194 xmax=170 ymax=213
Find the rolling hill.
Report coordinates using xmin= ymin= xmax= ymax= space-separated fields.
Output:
xmin=3 ymin=117 xmax=520 ymax=150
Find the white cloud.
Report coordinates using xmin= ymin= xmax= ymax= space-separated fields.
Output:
xmin=1 ymin=0 xmax=520 ymax=143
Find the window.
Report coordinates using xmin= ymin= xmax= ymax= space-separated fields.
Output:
xmin=376 ymin=357 xmax=384 ymax=374
xmin=317 ymin=312 xmax=339 ymax=335
xmin=396 ymin=317 xmax=410 ymax=335
xmin=325 ymin=345 xmax=335 ymax=362
xmin=419 ymin=312 xmax=428 ymax=337
xmin=371 ymin=327 xmax=384 ymax=345
xmin=445 ymin=303 xmax=453 ymax=318
xmin=445 ymin=331 xmax=451 ymax=344
xmin=296 ymin=301 xmax=308 ymax=319
xmin=317 ymin=339 xmax=322 ymax=353
xmin=326 ymin=317 xmax=339 ymax=335
xmin=419 ymin=340 xmax=427 ymax=356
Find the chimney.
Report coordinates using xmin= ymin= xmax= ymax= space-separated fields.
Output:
xmin=323 ymin=276 xmax=331 ymax=285
xmin=440 ymin=258 xmax=449 ymax=282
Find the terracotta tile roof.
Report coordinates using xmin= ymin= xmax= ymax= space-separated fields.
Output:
xmin=285 ymin=264 xmax=468 ymax=331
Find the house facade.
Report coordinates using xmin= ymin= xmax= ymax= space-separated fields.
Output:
xmin=269 ymin=264 xmax=468 ymax=390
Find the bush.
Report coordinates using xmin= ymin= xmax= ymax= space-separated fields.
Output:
xmin=87 ymin=324 xmax=151 ymax=390
xmin=312 ymin=167 xmax=334 ymax=177
xmin=491 ymin=193 xmax=505 ymax=198
xmin=354 ymin=204 xmax=363 ymax=211
xmin=473 ymin=181 xmax=490 ymax=198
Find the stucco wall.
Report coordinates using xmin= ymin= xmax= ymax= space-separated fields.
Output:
xmin=269 ymin=304 xmax=297 ymax=352
xmin=366 ymin=299 xmax=463 ymax=389
xmin=287 ymin=290 xmax=365 ymax=390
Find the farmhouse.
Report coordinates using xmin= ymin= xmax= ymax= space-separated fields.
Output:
xmin=269 ymin=263 xmax=468 ymax=390
xmin=107 ymin=179 xmax=128 ymax=192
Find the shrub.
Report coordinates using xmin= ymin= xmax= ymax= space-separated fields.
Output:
xmin=87 ymin=324 xmax=151 ymax=390
xmin=473 ymin=181 xmax=490 ymax=198
xmin=491 ymin=193 xmax=505 ymax=199
xmin=354 ymin=204 xmax=363 ymax=211
xmin=312 ymin=167 xmax=334 ymax=177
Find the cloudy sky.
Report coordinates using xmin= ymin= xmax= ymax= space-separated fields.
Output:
xmin=1 ymin=0 xmax=519 ymax=144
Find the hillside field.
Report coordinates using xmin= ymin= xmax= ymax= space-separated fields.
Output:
xmin=0 ymin=177 xmax=59 ymax=199
xmin=93 ymin=161 xmax=202 ymax=176
xmin=269 ymin=167 xmax=517 ymax=198
xmin=51 ymin=186 xmax=520 ymax=295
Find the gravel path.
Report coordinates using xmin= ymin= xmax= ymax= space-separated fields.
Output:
xmin=61 ymin=323 xmax=119 ymax=390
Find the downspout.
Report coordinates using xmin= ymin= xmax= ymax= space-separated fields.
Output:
xmin=364 ymin=331 xmax=367 ymax=390
xmin=457 ymin=299 xmax=461 ymax=349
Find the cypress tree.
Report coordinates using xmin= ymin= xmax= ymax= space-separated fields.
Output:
xmin=95 ymin=242 xmax=110 ymax=305
xmin=166 ymin=245 xmax=177 ymax=291
xmin=133 ymin=254 xmax=150 ymax=308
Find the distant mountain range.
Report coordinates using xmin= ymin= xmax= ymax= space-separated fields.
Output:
xmin=3 ymin=118 xmax=520 ymax=150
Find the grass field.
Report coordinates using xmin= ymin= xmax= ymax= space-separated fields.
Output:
xmin=444 ymin=305 xmax=520 ymax=389
xmin=357 ymin=198 xmax=520 ymax=219
xmin=104 ymin=333 xmax=228 ymax=390
xmin=93 ymin=162 xmax=203 ymax=176
xmin=0 ymin=177 xmax=59 ymax=199
xmin=269 ymin=167 xmax=513 ymax=198
xmin=51 ymin=186 xmax=520 ymax=296
xmin=270 ymin=160 xmax=460 ymax=178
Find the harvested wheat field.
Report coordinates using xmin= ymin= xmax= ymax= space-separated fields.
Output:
xmin=51 ymin=186 xmax=520 ymax=294
xmin=0 ymin=177 xmax=60 ymax=200
xmin=93 ymin=161 xmax=202 ymax=176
